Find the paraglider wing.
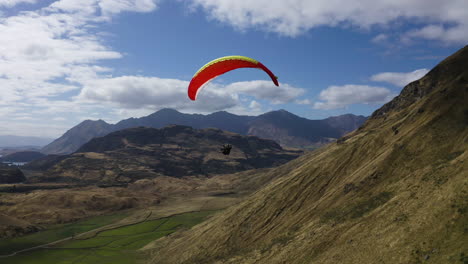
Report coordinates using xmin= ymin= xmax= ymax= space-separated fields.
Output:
xmin=188 ymin=56 xmax=279 ymax=100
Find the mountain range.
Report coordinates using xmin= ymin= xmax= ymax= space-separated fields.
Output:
xmin=31 ymin=125 xmax=302 ymax=184
xmin=146 ymin=46 xmax=468 ymax=263
xmin=41 ymin=110 xmax=366 ymax=155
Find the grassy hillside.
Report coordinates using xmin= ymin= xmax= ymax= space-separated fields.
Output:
xmin=146 ymin=47 xmax=468 ymax=263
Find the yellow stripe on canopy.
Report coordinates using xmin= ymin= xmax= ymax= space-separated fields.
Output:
xmin=192 ymin=55 xmax=259 ymax=78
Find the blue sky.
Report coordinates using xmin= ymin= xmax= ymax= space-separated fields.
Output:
xmin=0 ymin=0 xmax=466 ymax=138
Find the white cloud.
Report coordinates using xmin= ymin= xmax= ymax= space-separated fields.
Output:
xmin=0 ymin=121 xmax=70 ymax=137
xmin=78 ymin=76 xmax=306 ymax=113
xmin=48 ymin=0 xmax=159 ymax=19
xmin=99 ymin=0 xmax=159 ymax=17
xmin=0 ymin=0 xmax=161 ymax=104
xmin=78 ymin=76 xmax=237 ymax=112
xmin=224 ymin=80 xmax=305 ymax=104
xmin=413 ymin=55 xmax=445 ymax=61
xmin=0 ymin=0 xmax=37 ymax=7
xmin=0 ymin=0 xmax=161 ymax=137
xmin=188 ymin=0 xmax=468 ymax=44
xmin=295 ymin=98 xmax=311 ymax=105
xmin=404 ymin=24 xmax=468 ymax=45
xmin=370 ymin=68 xmax=429 ymax=87
xmin=249 ymin=100 xmax=260 ymax=109
xmin=0 ymin=0 xmax=312 ymax=137
xmin=224 ymin=104 xmax=268 ymax=116
xmin=314 ymin=85 xmax=394 ymax=110
xmin=109 ymin=108 xmax=158 ymax=122
xmin=371 ymin=33 xmax=388 ymax=44
xmin=0 ymin=3 xmax=137 ymax=104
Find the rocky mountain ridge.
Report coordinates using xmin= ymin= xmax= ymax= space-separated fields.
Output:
xmin=42 ymin=110 xmax=366 ymax=154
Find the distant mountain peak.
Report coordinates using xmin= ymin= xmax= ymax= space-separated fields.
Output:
xmin=155 ymin=108 xmax=181 ymax=114
xmin=261 ymin=109 xmax=297 ymax=118
xmin=41 ymin=119 xmax=114 ymax=155
xmin=77 ymin=119 xmax=110 ymax=126
xmin=210 ymin=110 xmax=231 ymax=115
xmin=270 ymin=109 xmax=291 ymax=114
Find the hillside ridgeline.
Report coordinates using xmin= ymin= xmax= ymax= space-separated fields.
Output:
xmin=147 ymin=46 xmax=468 ymax=264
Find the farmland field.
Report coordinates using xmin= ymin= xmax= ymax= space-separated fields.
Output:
xmin=0 ymin=211 xmax=215 ymax=264
xmin=0 ymin=212 xmax=130 ymax=255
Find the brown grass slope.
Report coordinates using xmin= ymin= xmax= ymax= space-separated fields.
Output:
xmin=0 ymin=167 xmax=279 ymax=238
xmin=0 ymin=213 xmax=39 ymax=238
xmin=0 ymin=186 xmax=160 ymax=230
xmin=148 ymin=46 xmax=468 ymax=264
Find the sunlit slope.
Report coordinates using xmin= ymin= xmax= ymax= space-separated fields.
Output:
xmin=148 ymin=46 xmax=468 ymax=264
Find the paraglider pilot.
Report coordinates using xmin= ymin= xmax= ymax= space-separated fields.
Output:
xmin=221 ymin=144 xmax=232 ymax=155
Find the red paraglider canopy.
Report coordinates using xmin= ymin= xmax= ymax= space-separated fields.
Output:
xmin=188 ymin=56 xmax=279 ymax=100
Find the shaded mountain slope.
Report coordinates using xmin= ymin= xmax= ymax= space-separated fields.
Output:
xmin=41 ymin=119 xmax=113 ymax=155
xmin=23 ymin=154 xmax=69 ymax=171
xmin=247 ymin=110 xmax=342 ymax=147
xmin=0 ymin=151 xmax=45 ymax=162
xmin=323 ymin=113 xmax=367 ymax=135
xmin=0 ymin=165 xmax=26 ymax=184
xmin=37 ymin=125 xmax=302 ymax=184
xmin=42 ymin=109 xmax=366 ymax=154
xmin=147 ymin=47 xmax=468 ymax=264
